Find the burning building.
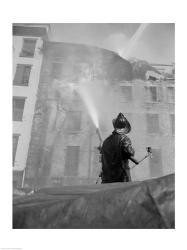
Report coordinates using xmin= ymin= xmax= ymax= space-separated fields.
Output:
xmin=13 ymin=24 xmax=175 ymax=189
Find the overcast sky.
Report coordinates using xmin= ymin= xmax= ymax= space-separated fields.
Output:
xmin=50 ymin=23 xmax=174 ymax=64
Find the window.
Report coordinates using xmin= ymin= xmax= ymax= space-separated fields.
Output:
xmin=20 ymin=39 xmax=36 ymax=58
xmin=120 ymin=86 xmax=132 ymax=102
xmin=13 ymin=134 xmax=20 ymax=166
xmin=13 ymin=97 xmax=26 ymax=121
xmin=64 ymin=146 xmax=80 ymax=176
xmin=170 ymin=114 xmax=175 ymax=135
xmin=146 ymin=113 xmax=159 ymax=134
xmin=167 ymin=87 xmax=175 ymax=103
xmin=144 ymin=86 xmax=163 ymax=102
xmin=145 ymin=86 xmax=157 ymax=102
xmin=66 ymin=111 xmax=81 ymax=132
xmin=149 ymin=148 xmax=163 ymax=178
xmin=13 ymin=64 xmax=32 ymax=86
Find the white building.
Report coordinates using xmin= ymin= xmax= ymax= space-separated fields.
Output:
xmin=13 ymin=24 xmax=50 ymax=187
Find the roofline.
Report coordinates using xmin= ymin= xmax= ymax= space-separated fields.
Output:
xmin=150 ymin=63 xmax=174 ymax=66
xmin=44 ymin=40 xmax=118 ymax=54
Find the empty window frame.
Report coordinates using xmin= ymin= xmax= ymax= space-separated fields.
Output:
xmin=20 ymin=38 xmax=37 ymax=58
xmin=64 ymin=146 xmax=80 ymax=176
xmin=120 ymin=86 xmax=133 ymax=102
xmin=167 ymin=87 xmax=175 ymax=103
xmin=13 ymin=134 xmax=20 ymax=166
xmin=149 ymin=148 xmax=163 ymax=178
xmin=13 ymin=97 xmax=26 ymax=121
xmin=66 ymin=111 xmax=81 ymax=132
xmin=146 ymin=113 xmax=160 ymax=134
xmin=144 ymin=86 xmax=162 ymax=102
xmin=13 ymin=64 xmax=32 ymax=86
xmin=170 ymin=114 xmax=175 ymax=135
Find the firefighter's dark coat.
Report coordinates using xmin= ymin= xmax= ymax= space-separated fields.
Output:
xmin=101 ymin=128 xmax=135 ymax=183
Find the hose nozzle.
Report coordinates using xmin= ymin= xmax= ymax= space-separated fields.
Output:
xmin=96 ymin=128 xmax=103 ymax=147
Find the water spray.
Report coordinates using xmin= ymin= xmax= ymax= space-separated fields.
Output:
xmin=79 ymin=87 xmax=103 ymax=148
xmin=96 ymin=127 xmax=103 ymax=147
xmin=78 ymin=84 xmax=99 ymax=126
xmin=119 ymin=23 xmax=149 ymax=59
xmin=57 ymin=80 xmax=104 ymax=155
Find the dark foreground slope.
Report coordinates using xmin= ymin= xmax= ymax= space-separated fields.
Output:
xmin=13 ymin=174 xmax=174 ymax=229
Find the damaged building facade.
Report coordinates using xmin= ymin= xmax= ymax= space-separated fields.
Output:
xmin=13 ymin=24 xmax=175 ymax=189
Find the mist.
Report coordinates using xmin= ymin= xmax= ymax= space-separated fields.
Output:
xmin=51 ymin=23 xmax=175 ymax=64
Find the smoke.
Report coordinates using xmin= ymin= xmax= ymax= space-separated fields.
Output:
xmin=50 ymin=48 xmax=127 ymax=137
xmin=54 ymin=78 xmax=120 ymax=135
xmin=102 ymin=32 xmax=129 ymax=55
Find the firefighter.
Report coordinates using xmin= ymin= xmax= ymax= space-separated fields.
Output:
xmin=101 ymin=113 xmax=138 ymax=183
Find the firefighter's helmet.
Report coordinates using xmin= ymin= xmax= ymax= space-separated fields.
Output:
xmin=112 ymin=112 xmax=131 ymax=133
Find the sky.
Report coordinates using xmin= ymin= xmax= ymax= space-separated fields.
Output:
xmin=50 ymin=23 xmax=175 ymax=64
